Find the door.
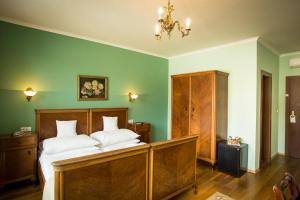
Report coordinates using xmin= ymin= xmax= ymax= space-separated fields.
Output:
xmin=260 ymin=71 xmax=272 ymax=168
xmin=286 ymin=76 xmax=300 ymax=158
xmin=171 ymin=76 xmax=190 ymax=138
xmin=190 ymin=74 xmax=213 ymax=160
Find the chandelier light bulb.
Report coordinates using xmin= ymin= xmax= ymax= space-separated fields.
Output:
xmin=186 ymin=18 xmax=191 ymax=30
xmin=158 ymin=7 xmax=164 ymax=20
xmin=155 ymin=24 xmax=160 ymax=35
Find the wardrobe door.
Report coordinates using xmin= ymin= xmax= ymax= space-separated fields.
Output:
xmin=171 ymin=76 xmax=190 ymax=138
xmin=191 ymin=74 xmax=213 ymax=161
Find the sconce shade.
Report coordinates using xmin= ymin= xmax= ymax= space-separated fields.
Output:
xmin=24 ymin=87 xmax=37 ymax=102
xmin=129 ymin=92 xmax=138 ymax=103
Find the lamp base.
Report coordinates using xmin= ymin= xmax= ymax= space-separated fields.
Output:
xmin=26 ymin=96 xmax=32 ymax=102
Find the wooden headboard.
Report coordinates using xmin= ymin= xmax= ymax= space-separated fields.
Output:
xmin=90 ymin=108 xmax=128 ymax=133
xmin=35 ymin=109 xmax=89 ymax=142
xmin=35 ymin=108 xmax=128 ymax=143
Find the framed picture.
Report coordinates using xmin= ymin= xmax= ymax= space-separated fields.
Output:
xmin=78 ymin=75 xmax=108 ymax=100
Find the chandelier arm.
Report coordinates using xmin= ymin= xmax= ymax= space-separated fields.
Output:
xmin=174 ymin=21 xmax=187 ymax=37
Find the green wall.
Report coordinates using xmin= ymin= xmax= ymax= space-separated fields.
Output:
xmin=0 ymin=21 xmax=169 ymax=141
xmin=278 ymin=52 xmax=300 ymax=153
xmin=256 ymin=41 xmax=279 ymax=167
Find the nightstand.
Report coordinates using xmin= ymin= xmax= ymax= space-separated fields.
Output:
xmin=217 ymin=141 xmax=248 ymax=177
xmin=0 ymin=133 xmax=37 ymax=186
xmin=127 ymin=123 xmax=151 ymax=143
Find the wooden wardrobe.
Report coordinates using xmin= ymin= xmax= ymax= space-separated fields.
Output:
xmin=171 ymin=70 xmax=228 ymax=165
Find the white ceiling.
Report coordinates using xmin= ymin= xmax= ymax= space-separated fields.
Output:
xmin=0 ymin=0 xmax=300 ymax=57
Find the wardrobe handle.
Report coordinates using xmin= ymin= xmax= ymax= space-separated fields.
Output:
xmin=192 ymin=108 xmax=195 ymax=112
xmin=27 ymin=150 xmax=31 ymax=155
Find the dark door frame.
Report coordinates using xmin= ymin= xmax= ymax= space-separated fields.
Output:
xmin=259 ymin=70 xmax=272 ymax=168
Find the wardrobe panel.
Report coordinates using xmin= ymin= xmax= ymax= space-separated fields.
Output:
xmin=193 ymin=74 xmax=213 ymax=160
xmin=216 ymin=73 xmax=228 ymax=140
xmin=171 ymin=76 xmax=190 ymax=138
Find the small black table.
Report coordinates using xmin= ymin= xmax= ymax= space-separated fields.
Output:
xmin=217 ymin=141 xmax=248 ymax=177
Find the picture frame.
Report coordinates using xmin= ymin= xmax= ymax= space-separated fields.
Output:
xmin=78 ymin=75 xmax=108 ymax=100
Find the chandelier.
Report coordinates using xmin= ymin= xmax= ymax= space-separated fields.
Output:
xmin=155 ymin=0 xmax=191 ymax=40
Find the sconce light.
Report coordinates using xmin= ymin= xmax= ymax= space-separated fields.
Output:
xmin=24 ymin=87 xmax=37 ymax=102
xmin=128 ymin=92 xmax=138 ymax=103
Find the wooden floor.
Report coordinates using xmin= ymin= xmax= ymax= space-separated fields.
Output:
xmin=1 ymin=155 xmax=299 ymax=200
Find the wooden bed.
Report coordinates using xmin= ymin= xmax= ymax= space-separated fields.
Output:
xmin=36 ymin=108 xmax=197 ymax=200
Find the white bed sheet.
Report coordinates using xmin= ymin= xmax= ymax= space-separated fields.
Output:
xmin=40 ymin=146 xmax=102 ymax=181
xmin=40 ymin=140 xmax=145 ymax=200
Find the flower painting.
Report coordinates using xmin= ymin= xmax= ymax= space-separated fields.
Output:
xmin=78 ymin=75 xmax=108 ymax=100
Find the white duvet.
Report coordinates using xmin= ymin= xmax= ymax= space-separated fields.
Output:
xmin=40 ymin=139 xmax=144 ymax=200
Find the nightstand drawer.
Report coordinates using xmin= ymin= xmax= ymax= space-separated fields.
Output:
xmin=0 ymin=135 xmax=36 ymax=149
xmin=0 ymin=133 xmax=37 ymax=186
xmin=1 ymin=147 xmax=36 ymax=183
xmin=135 ymin=124 xmax=151 ymax=132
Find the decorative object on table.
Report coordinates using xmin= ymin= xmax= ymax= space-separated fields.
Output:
xmin=206 ymin=192 xmax=235 ymax=200
xmin=218 ymin=141 xmax=248 ymax=177
xmin=0 ymin=133 xmax=37 ymax=186
xmin=24 ymin=87 xmax=37 ymax=102
xmin=273 ymin=172 xmax=300 ymax=200
xmin=127 ymin=122 xmax=151 ymax=143
xmin=227 ymin=136 xmax=242 ymax=146
xmin=154 ymin=0 xmax=191 ymax=39
xmin=78 ymin=75 xmax=108 ymax=100
xmin=128 ymin=92 xmax=138 ymax=103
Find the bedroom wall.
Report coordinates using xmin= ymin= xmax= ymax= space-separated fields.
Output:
xmin=278 ymin=52 xmax=300 ymax=153
xmin=0 ymin=21 xmax=169 ymax=141
xmin=168 ymin=38 xmax=258 ymax=171
xmin=256 ymin=41 xmax=279 ymax=168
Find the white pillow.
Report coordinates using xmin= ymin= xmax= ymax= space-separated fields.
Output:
xmin=90 ymin=129 xmax=140 ymax=147
xmin=56 ymin=120 xmax=77 ymax=137
xmin=43 ymin=135 xmax=99 ymax=155
xmin=103 ymin=116 xmax=119 ymax=131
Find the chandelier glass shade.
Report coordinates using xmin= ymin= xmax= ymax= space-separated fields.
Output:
xmin=155 ymin=0 xmax=191 ymax=39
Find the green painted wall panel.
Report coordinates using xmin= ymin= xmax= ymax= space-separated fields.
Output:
xmin=0 ymin=21 xmax=168 ymax=141
xmin=256 ymin=41 xmax=279 ymax=168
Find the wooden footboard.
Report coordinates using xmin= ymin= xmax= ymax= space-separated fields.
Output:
xmin=52 ymin=144 xmax=150 ymax=200
xmin=149 ymin=136 xmax=198 ymax=200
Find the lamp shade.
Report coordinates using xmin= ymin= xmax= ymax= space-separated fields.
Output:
xmin=24 ymin=87 xmax=37 ymax=102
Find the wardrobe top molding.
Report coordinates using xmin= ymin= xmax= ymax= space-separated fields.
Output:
xmin=171 ymin=70 xmax=229 ymax=78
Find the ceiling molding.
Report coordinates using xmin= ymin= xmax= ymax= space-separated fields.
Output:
xmin=0 ymin=17 xmax=168 ymax=59
xmin=169 ymin=37 xmax=259 ymax=59
xmin=280 ymin=51 xmax=300 ymax=57
xmin=258 ymin=38 xmax=281 ymax=56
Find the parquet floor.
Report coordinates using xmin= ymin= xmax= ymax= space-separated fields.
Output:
xmin=1 ymin=155 xmax=299 ymax=200
xmin=173 ymin=155 xmax=300 ymax=200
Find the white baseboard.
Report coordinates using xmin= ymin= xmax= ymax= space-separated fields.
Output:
xmin=247 ymin=168 xmax=260 ymax=174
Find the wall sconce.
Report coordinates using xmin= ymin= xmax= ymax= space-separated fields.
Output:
xmin=128 ymin=92 xmax=138 ymax=103
xmin=24 ymin=87 xmax=37 ymax=102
